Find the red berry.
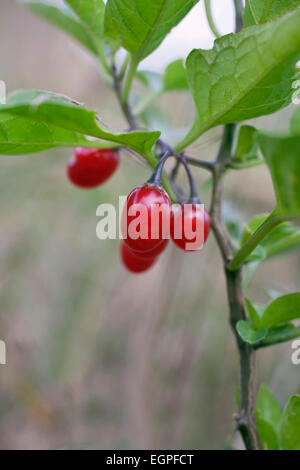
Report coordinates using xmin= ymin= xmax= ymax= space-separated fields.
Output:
xmin=121 ymin=242 xmax=157 ymax=274
xmin=67 ymin=147 xmax=119 ymax=188
xmin=122 ymin=184 xmax=171 ymax=254
xmin=134 ymin=238 xmax=169 ymax=258
xmin=171 ymin=204 xmax=210 ymax=252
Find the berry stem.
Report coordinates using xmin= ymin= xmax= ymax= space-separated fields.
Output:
xmin=177 ymin=154 xmax=201 ymax=204
xmin=147 ymin=150 xmax=173 ymax=186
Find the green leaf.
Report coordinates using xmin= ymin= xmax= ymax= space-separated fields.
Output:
xmin=256 ymin=385 xmax=282 ymax=450
xmin=0 ymin=90 xmax=160 ymax=160
xmin=258 ymin=134 xmax=300 ymax=217
xmin=262 ymin=222 xmax=300 ymax=257
xmin=176 ymin=9 xmax=300 ymax=150
xmin=257 ymin=385 xmax=282 ymax=434
xmin=256 ymin=414 xmax=279 ymax=450
xmin=236 ymin=320 xmax=268 ymax=344
xmin=291 ymin=105 xmax=300 ymax=135
xmin=245 ymin=298 xmax=263 ymax=329
xmin=163 ymin=59 xmax=189 ymax=92
xmin=280 ymin=395 xmax=300 ymax=450
xmin=241 ymin=214 xmax=300 ymax=259
xmin=21 ymin=0 xmax=98 ymax=55
xmin=65 ymin=0 xmax=105 ymax=48
xmin=104 ymin=0 xmax=200 ymax=62
xmin=260 ymin=293 xmax=300 ymax=328
xmin=244 ymin=0 xmax=300 ymax=27
xmin=231 ymin=125 xmax=260 ymax=163
xmin=241 ymin=214 xmax=269 ymax=245
xmin=0 ymin=113 xmax=116 ymax=155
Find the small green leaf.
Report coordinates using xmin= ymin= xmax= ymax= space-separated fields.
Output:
xmin=260 ymin=293 xmax=300 ymax=328
xmin=245 ymin=298 xmax=263 ymax=329
xmin=256 ymin=385 xmax=282 ymax=449
xmin=244 ymin=0 xmax=300 ymax=27
xmin=236 ymin=321 xmax=268 ymax=344
xmin=256 ymin=414 xmax=279 ymax=450
xmin=0 ymin=113 xmax=116 ymax=155
xmin=0 ymin=90 xmax=160 ymax=160
xmin=241 ymin=214 xmax=300 ymax=259
xmin=257 ymin=385 xmax=282 ymax=434
xmin=241 ymin=214 xmax=269 ymax=245
xmin=258 ymin=134 xmax=300 ymax=217
xmin=163 ymin=59 xmax=189 ymax=92
xmin=176 ymin=9 xmax=300 ymax=150
xmin=21 ymin=0 xmax=98 ymax=55
xmin=104 ymin=0 xmax=200 ymax=62
xmin=280 ymin=395 xmax=300 ymax=450
xmin=231 ymin=125 xmax=260 ymax=163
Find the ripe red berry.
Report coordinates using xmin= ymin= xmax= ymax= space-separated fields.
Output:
xmin=67 ymin=147 xmax=119 ymax=188
xmin=121 ymin=242 xmax=157 ymax=274
xmin=171 ymin=204 xmax=210 ymax=252
xmin=122 ymin=184 xmax=171 ymax=254
xmin=135 ymin=238 xmax=169 ymax=258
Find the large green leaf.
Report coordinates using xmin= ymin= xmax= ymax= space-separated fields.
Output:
xmin=280 ymin=395 xmax=300 ymax=450
xmin=244 ymin=0 xmax=300 ymax=27
xmin=0 ymin=114 xmax=116 ymax=155
xmin=0 ymin=90 xmax=160 ymax=159
xmin=176 ymin=9 xmax=300 ymax=150
xmin=260 ymin=293 xmax=300 ymax=328
xmin=65 ymin=0 xmax=105 ymax=48
xmin=21 ymin=0 xmax=98 ymax=55
xmin=258 ymin=135 xmax=300 ymax=217
xmin=291 ymin=105 xmax=300 ymax=135
xmin=104 ymin=0 xmax=199 ymax=62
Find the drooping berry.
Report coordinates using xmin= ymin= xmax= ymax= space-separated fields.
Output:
xmin=171 ymin=204 xmax=210 ymax=251
xmin=121 ymin=242 xmax=157 ymax=274
xmin=122 ymin=184 xmax=171 ymax=254
xmin=67 ymin=147 xmax=119 ymax=188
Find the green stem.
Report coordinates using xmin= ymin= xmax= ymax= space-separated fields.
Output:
xmin=122 ymin=56 xmax=139 ymax=104
xmin=229 ymin=159 xmax=264 ymax=170
xmin=204 ymin=0 xmax=221 ymax=38
xmin=119 ymin=53 xmax=130 ymax=80
xmin=255 ymin=326 xmax=300 ymax=349
xmin=228 ymin=212 xmax=297 ymax=271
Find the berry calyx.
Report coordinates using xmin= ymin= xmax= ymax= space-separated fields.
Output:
xmin=67 ymin=147 xmax=119 ymax=188
xmin=122 ymin=183 xmax=171 ymax=254
xmin=121 ymin=242 xmax=157 ymax=274
xmin=171 ymin=204 xmax=210 ymax=252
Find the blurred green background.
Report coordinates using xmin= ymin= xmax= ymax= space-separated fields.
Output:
xmin=0 ymin=0 xmax=299 ymax=450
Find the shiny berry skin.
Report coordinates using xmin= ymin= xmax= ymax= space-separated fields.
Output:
xmin=121 ymin=242 xmax=157 ymax=274
xmin=122 ymin=184 xmax=171 ymax=254
xmin=171 ymin=204 xmax=210 ymax=252
xmin=134 ymin=238 xmax=169 ymax=258
xmin=67 ymin=147 xmax=119 ymax=188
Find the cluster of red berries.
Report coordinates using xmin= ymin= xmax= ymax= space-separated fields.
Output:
xmin=67 ymin=147 xmax=210 ymax=274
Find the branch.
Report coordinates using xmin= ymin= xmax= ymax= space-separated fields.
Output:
xmin=209 ymin=125 xmax=260 ymax=449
